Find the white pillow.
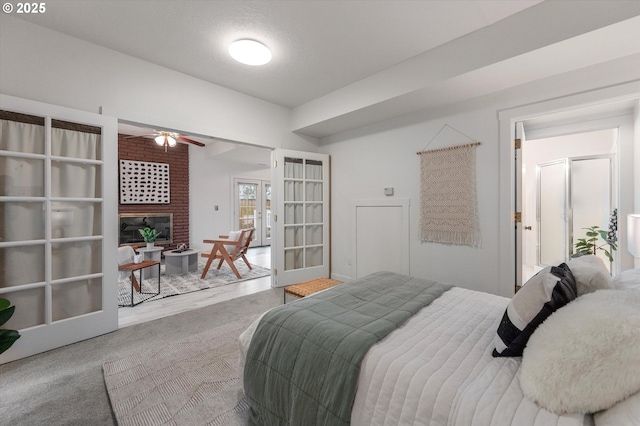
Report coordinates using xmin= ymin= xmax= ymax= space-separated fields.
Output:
xmin=224 ymin=230 xmax=242 ymax=255
xmin=520 ymin=289 xmax=640 ymax=414
xmin=566 ymin=255 xmax=613 ymax=296
xmin=612 ymin=269 xmax=640 ymax=291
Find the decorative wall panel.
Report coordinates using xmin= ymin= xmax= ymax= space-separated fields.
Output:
xmin=119 ymin=160 xmax=170 ymax=204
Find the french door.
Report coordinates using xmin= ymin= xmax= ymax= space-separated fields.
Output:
xmin=271 ymin=149 xmax=330 ymax=287
xmin=0 ymin=95 xmax=118 ymax=364
xmin=234 ymin=179 xmax=271 ymax=247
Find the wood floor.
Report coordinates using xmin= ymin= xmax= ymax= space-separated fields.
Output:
xmin=118 ymin=246 xmax=275 ymax=328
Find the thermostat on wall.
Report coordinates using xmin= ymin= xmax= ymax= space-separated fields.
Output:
xmin=384 ymin=187 xmax=394 ymax=196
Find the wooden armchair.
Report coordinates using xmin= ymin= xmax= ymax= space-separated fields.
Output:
xmin=201 ymin=228 xmax=255 ymax=279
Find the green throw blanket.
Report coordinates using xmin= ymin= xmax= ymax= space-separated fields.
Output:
xmin=243 ymin=271 xmax=453 ymax=425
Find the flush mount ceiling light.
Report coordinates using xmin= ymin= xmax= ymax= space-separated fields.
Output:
xmin=229 ymin=39 xmax=272 ymax=66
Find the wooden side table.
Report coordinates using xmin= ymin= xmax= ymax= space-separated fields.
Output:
xmin=118 ymin=260 xmax=161 ymax=307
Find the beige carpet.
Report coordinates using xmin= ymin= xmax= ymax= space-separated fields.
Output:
xmin=104 ymin=316 xmax=258 ymax=426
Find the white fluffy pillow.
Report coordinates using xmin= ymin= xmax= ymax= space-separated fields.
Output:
xmin=520 ymin=290 xmax=640 ymax=414
xmin=566 ymin=255 xmax=613 ymax=296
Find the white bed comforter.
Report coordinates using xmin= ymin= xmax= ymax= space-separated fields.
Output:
xmin=240 ymin=287 xmax=593 ymax=426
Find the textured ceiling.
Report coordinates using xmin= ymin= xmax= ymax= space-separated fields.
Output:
xmin=15 ymin=0 xmax=540 ymax=108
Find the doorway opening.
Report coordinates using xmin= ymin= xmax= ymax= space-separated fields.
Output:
xmin=522 ymin=129 xmax=616 ymax=282
xmin=504 ymin=96 xmax=637 ymax=294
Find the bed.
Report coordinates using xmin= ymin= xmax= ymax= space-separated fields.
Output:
xmin=239 ymin=260 xmax=640 ymax=426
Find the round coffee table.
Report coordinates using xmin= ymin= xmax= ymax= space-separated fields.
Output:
xmin=163 ymin=249 xmax=200 ymax=275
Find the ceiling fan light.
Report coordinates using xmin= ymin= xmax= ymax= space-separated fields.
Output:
xmin=155 ymin=135 xmax=165 ymax=146
xmin=167 ymin=136 xmax=177 ymax=147
xmin=229 ymin=39 xmax=271 ymax=66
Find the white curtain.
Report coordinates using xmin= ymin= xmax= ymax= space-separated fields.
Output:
xmin=1 ymin=119 xmax=102 ymax=322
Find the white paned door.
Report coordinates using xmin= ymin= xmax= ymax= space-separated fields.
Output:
xmin=271 ymin=150 xmax=329 ymax=287
xmin=0 ymin=95 xmax=118 ymax=364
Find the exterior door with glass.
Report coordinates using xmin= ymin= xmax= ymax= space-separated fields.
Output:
xmin=272 ymin=150 xmax=330 ymax=287
xmin=234 ymin=179 xmax=271 ymax=247
xmin=0 ymin=95 xmax=118 ymax=364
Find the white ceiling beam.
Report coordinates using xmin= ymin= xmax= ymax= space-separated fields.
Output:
xmin=291 ymin=1 xmax=640 ymax=137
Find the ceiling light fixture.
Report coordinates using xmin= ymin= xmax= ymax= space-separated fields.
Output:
xmin=229 ymin=39 xmax=272 ymax=66
xmin=155 ymin=133 xmax=177 ymax=151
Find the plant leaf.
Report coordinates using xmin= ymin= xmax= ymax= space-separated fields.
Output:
xmin=0 ymin=329 xmax=20 ymax=355
xmin=0 ymin=305 xmax=15 ymax=327
xmin=0 ymin=299 xmax=9 ymax=311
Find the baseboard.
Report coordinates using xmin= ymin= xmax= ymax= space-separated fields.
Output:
xmin=331 ymin=273 xmax=352 ymax=283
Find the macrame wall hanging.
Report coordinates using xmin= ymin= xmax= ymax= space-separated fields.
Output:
xmin=417 ymin=124 xmax=480 ymax=246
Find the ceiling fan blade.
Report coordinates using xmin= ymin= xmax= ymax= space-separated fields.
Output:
xmin=176 ymin=135 xmax=205 ymax=147
xmin=123 ymin=133 xmax=157 ymax=139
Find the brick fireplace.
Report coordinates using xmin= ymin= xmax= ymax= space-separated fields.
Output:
xmin=118 ymin=134 xmax=189 ymax=250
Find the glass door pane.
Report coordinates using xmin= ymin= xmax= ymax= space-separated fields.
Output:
xmin=238 ymin=182 xmax=258 ymax=231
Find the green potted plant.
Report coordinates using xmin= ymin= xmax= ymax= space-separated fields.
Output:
xmin=139 ymin=227 xmax=160 ymax=249
xmin=0 ymin=298 xmax=20 ymax=355
xmin=572 ymin=225 xmax=617 ymax=262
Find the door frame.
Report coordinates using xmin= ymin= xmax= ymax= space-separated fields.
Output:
xmin=498 ymin=81 xmax=639 ymax=297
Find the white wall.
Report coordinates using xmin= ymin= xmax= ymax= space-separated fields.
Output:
xmin=321 ymin=107 xmax=501 ymax=293
xmin=189 ymin=151 xmax=271 ymax=251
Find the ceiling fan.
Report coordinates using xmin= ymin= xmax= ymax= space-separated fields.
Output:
xmin=125 ymin=130 xmax=206 ymax=152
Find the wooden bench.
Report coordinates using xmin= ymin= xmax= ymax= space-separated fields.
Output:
xmin=284 ymin=278 xmax=341 ymax=303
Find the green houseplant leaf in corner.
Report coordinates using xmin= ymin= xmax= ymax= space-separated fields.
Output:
xmin=138 ymin=227 xmax=160 ymax=243
xmin=572 ymin=225 xmax=617 ymax=262
xmin=0 ymin=298 xmax=20 ymax=355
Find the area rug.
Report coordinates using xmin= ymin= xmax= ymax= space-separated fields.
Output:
xmin=118 ymin=261 xmax=271 ymax=307
xmin=103 ymin=316 xmax=257 ymax=426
